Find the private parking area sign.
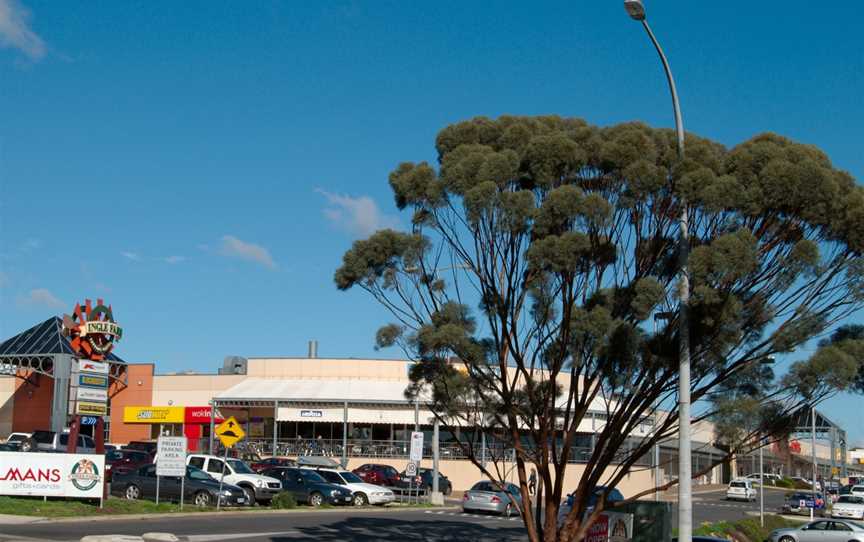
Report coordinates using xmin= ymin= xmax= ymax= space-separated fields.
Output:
xmin=156 ymin=436 xmax=187 ymax=477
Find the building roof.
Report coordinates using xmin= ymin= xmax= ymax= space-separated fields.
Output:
xmin=0 ymin=316 xmax=125 ymax=362
xmin=215 ymin=377 xmax=429 ymax=406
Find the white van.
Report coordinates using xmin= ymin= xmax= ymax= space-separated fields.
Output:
xmin=726 ymin=479 xmax=757 ymax=501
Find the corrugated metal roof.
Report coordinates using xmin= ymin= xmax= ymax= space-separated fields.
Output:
xmin=215 ymin=377 xmax=429 ymax=405
xmin=0 ymin=316 xmax=124 ymax=361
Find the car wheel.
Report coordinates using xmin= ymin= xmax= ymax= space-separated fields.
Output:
xmin=124 ymin=484 xmax=141 ymax=500
xmin=194 ymin=491 xmax=212 ymax=507
xmin=353 ymin=493 xmax=368 ymax=506
xmin=309 ymin=492 xmax=324 ymax=507
xmin=240 ymin=486 xmax=256 ymax=506
xmin=778 ymin=537 xmax=795 ymax=542
xmin=20 ymin=438 xmax=34 ymax=452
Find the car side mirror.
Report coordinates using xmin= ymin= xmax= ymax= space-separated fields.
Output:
xmin=296 ymin=478 xmax=304 ymax=484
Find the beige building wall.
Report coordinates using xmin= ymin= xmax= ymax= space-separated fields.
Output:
xmin=0 ymin=376 xmax=15 ymax=438
xmin=247 ymin=358 xmax=410 ymax=381
xmin=152 ymin=374 xmax=245 ymax=407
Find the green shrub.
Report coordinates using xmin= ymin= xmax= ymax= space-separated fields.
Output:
xmin=689 ymin=515 xmax=802 ymax=542
xmin=270 ymin=492 xmax=297 ymax=509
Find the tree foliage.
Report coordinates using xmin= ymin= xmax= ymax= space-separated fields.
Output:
xmin=334 ymin=116 xmax=864 ymax=542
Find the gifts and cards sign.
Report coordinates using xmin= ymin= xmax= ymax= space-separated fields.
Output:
xmin=0 ymin=452 xmax=105 ymax=498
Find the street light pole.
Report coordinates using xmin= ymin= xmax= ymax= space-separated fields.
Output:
xmin=624 ymin=2 xmax=690 ymax=541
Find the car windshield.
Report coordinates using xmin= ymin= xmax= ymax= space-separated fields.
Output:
xmin=317 ymin=471 xmax=343 ymax=484
xmin=107 ymin=450 xmax=123 ymax=461
xmin=299 ymin=470 xmax=326 ymax=483
xmin=730 ymin=482 xmax=746 ymax=488
xmin=8 ymin=435 xmax=25 ymax=442
xmin=187 ymin=467 xmax=212 ymax=481
xmin=340 ymin=472 xmax=363 ymax=483
xmin=838 ymin=496 xmax=864 ymax=504
xmin=227 ymin=460 xmax=254 ymax=474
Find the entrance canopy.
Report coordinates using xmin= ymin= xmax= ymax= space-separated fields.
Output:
xmin=214 ymin=378 xmax=433 ymax=424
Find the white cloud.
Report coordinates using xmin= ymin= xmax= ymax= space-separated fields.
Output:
xmin=219 ymin=235 xmax=276 ymax=269
xmin=17 ymin=288 xmax=64 ymax=308
xmin=164 ymin=255 xmax=186 ymax=264
xmin=121 ymin=251 xmax=142 ymax=262
xmin=0 ymin=0 xmax=46 ymax=60
xmin=317 ymin=189 xmax=399 ymax=237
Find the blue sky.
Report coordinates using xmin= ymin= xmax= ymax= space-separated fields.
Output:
xmin=1 ymin=1 xmax=861 ymax=442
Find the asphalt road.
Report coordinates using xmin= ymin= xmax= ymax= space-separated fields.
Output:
xmin=0 ymin=508 xmax=528 ymax=542
xmin=676 ymin=487 xmax=790 ymax=525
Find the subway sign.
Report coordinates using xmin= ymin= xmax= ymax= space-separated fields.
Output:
xmin=123 ymin=406 xmax=184 ymax=424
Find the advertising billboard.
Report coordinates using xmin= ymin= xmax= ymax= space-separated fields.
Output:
xmin=0 ymin=452 xmax=105 ymax=499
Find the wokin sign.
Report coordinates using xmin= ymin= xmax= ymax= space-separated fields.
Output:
xmin=0 ymin=452 xmax=105 ymax=499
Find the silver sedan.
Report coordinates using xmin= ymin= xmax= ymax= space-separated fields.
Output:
xmin=769 ymin=519 xmax=864 ymax=541
xmin=462 ymin=480 xmax=522 ymax=516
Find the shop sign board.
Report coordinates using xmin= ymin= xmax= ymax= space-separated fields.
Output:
xmin=123 ymin=406 xmax=185 ymax=424
xmin=156 ymin=437 xmax=188 ymax=477
xmin=300 ymin=410 xmax=323 ymax=418
xmin=409 ymin=431 xmax=424 ymax=462
xmin=78 ymin=360 xmax=110 ymax=375
xmin=77 ymin=402 xmax=108 ymax=416
xmin=79 ymin=374 xmax=109 ymax=389
xmin=0 ymin=451 xmax=105 ymax=499
xmin=185 ymin=406 xmax=219 ymax=424
xmin=77 ymin=387 xmax=108 ymax=402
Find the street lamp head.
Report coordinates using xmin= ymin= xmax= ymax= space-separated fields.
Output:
xmin=624 ymin=0 xmax=646 ymax=21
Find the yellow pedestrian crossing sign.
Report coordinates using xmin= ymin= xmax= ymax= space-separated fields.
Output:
xmin=215 ymin=416 xmax=245 ymax=448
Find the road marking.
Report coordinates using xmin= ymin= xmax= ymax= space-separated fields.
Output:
xmin=186 ymin=531 xmax=299 ymax=542
xmin=0 ymin=534 xmax=65 ymax=542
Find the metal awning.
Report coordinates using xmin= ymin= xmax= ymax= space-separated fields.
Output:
xmin=215 ymin=378 xmax=430 ymax=406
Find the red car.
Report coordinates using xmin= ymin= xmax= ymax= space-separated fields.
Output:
xmin=106 ymin=449 xmax=152 ymax=481
xmin=352 ymin=464 xmax=405 ymax=488
xmin=250 ymin=456 xmax=297 ymax=473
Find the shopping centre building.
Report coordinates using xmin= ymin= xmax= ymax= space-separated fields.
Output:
xmin=1 ymin=315 xmax=860 ymax=493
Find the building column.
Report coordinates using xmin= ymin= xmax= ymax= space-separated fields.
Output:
xmin=51 ymin=354 xmax=73 ymax=434
xmin=272 ymin=401 xmax=279 ymax=456
xmin=341 ymin=401 xmax=348 ymax=469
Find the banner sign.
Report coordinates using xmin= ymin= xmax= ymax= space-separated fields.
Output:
xmin=0 ymin=451 xmax=105 ymax=498
xmin=79 ymin=374 xmax=109 ymax=388
xmin=185 ymin=406 xmax=220 ymax=424
xmin=586 ymin=512 xmax=634 ymax=542
xmin=77 ymin=360 xmax=110 ymax=375
xmin=77 ymin=402 xmax=108 ymax=416
xmin=300 ymin=410 xmax=323 ymax=418
xmin=156 ymin=437 xmax=188 ymax=477
xmin=123 ymin=406 xmax=185 ymax=424
xmin=77 ymin=387 xmax=108 ymax=402
xmin=409 ymin=431 xmax=424 ymax=462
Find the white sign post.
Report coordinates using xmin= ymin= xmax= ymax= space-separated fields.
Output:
xmin=156 ymin=436 xmax=187 ymax=508
xmin=408 ymin=432 xmax=424 ymax=504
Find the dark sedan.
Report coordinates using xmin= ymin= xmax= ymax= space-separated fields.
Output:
xmin=401 ymin=468 xmax=452 ymax=495
xmin=111 ymin=464 xmax=248 ymax=507
xmin=262 ymin=467 xmax=353 ymax=506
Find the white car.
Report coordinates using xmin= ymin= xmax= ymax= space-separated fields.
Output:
xmin=832 ymin=495 xmax=864 ymax=520
xmin=726 ymin=479 xmax=756 ymax=501
xmin=187 ymin=454 xmax=281 ymax=504
xmin=769 ymin=519 xmax=864 ymax=541
xmin=851 ymin=486 xmax=864 ymax=498
xmin=307 ymin=467 xmax=395 ymax=506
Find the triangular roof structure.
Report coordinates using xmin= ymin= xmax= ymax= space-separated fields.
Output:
xmin=0 ymin=316 xmax=125 ymax=361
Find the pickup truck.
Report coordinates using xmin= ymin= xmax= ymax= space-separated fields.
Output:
xmin=186 ymin=454 xmax=281 ymax=504
xmin=23 ymin=430 xmax=96 ymax=453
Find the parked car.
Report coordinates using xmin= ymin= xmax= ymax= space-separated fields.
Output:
xmin=250 ymin=456 xmax=297 ymax=473
xmin=106 ymin=449 xmax=152 ymax=481
xmin=0 ymin=443 xmax=17 ymax=451
xmin=726 ymin=479 xmax=757 ymax=502
xmin=831 ymin=495 xmax=864 ymax=520
xmin=261 ymin=467 xmax=353 ymax=506
xmin=125 ymin=441 xmax=158 ymax=459
xmin=353 ymin=464 xmax=404 ymax=488
xmin=462 ymin=480 xmax=522 ymax=516
xmin=414 ymin=468 xmax=452 ymax=496
xmin=23 ymin=430 xmax=95 ymax=453
xmin=557 ymin=485 xmax=624 ymax=525
xmin=744 ymin=473 xmax=780 ymax=485
xmin=791 ymin=476 xmax=822 ymax=491
xmin=2 ymin=432 xmax=31 ymax=450
xmin=111 ymin=464 xmax=248 ymax=507
xmin=186 ymin=454 xmax=281 ymax=504
xmin=851 ymin=485 xmax=864 ymax=498
xmin=769 ymin=519 xmax=864 ymax=541
xmin=783 ymin=492 xmax=827 ymax=515
xmin=310 ymin=467 xmax=395 ymax=506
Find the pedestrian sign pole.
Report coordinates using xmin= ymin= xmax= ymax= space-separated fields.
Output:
xmin=214 ymin=416 xmax=245 ymax=510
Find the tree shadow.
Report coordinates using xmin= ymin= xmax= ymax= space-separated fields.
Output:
xmin=273 ymin=515 xmax=527 ymax=541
